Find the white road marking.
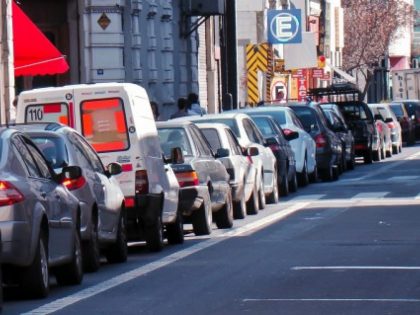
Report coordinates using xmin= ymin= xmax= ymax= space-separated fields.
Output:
xmin=406 ymin=151 xmax=420 ymax=160
xmin=289 ymin=194 xmax=325 ymax=201
xmin=23 ymin=202 xmax=309 ymax=315
xmin=291 ymin=266 xmax=420 ymax=270
xmin=243 ymin=298 xmax=420 ymax=303
xmin=415 ymin=193 xmax=420 ymax=200
xmin=351 ymin=192 xmax=388 ymax=200
xmin=388 ymin=176 xmax=420 ymax=181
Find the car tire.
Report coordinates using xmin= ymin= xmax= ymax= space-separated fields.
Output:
xmin=233 ymin=195 xmax=247 ymax=219
xmin=297 ymin=158 xmax=309 ymax=187
xmin=55 ymin=229 xmax=83 ymax=286
xmin=373 ymin=149 xmax=381 ymax=162
xmin=21 ymin=232 xmax=49 ymax=298
xmin=364 ymin=149 xmax=373 ymax=164
xmin=214 ymin=189 xmax=234 ymax=229
xmin=166 ymin=211 xmax=184 ymax=245
xmin=309 ymin=165 xmax=318 ymax=183
xmin=105 ymin=211 xmax=128 ymax=263
xmin=145 ymin=214 xmax=164 ymax=252
xmin=347 ymin=153 xmax=355 ymax=170
xmin=321 ymin=165 xmax=334 ymax=182
xmin=267 ymin=171 xmax=279 ymax=204
xmin=246 ymin=179 xmax=259 ymax=215
xmin=280 ymin=172 xmax=289 ymax=197
xmin=392 ymin=145 xmax=398 ymax=155
xmin=82 ymin=218 xmax=100 ymax=272
xmin=258 ymin=175 xmax=266 ymax=209
xmin=192 ymin=190 xmax=212 ymax=235
xmin=289 ymin=171 xmax=298 ymax=193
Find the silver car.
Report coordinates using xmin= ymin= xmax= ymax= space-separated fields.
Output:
xmin=197 ymin=123 xmax=258 ymax=219
xmin=15 ymin=123 xmax=127 ymax=273
xmin=0 ymin=128 xmax=83 ymax=298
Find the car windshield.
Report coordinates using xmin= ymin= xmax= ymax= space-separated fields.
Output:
xmin=248 ymin=111 xmax=286 ymax=125
xmin=158 ymin=128 xmax=193 ymax=157
xmin=200 ymin=128 xmax=222 ymax=151
xmin=31 ymin=136 xmax=69 ymax=169
xmin=196 ymin=119 xmax=240 ymax=137
xmin=252 ymin=117 xmax=276 ymax=136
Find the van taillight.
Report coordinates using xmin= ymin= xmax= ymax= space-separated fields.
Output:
xmin=135 ymin=170 xmax=149 ymax=194
xmin=315 ymin=133 xmax=327 ymax=148
xmin=62 ymin=176 xmax=86 ymax=191
xmin=175 ymin=171 xmax=199 ymax=187
xmin=0 ymin=181 xmax=24 ymax=206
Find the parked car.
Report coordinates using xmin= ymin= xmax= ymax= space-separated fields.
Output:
xmin=13 ymin=123 xmax=128 ymax=272
xmin=247 ymin=115 xmax=298 ymax=195
xmin=368 ymin=104 xmax=393 ymax=159
xmin=333 ymin=101 xmax=378 ymax=164
xmin=0 ymin=128 xmax=83 ymax=298
xmin=368 ymin=103 xmax=402 ymax=154
xmin=196 ymin=123 xmax=258 ymax=219
xmin=389 ymin=102 xmax=416 ymax=145
xmin=288 ymin=103 xmax=342 ymax=181
xmin=319 ymin=103 xmax=356 ymax=170
xmin=230 ymin=106 xmax=317 ymax=187
xmin=181 ymin=113 xmax=279 ymax=207
xmin=16 ymin=83 xmax=180 ymax=253
xmin=157 ymin=120 xmax=233 ymax=235
xmin=397 ymin=100 xmax=420 ymax=140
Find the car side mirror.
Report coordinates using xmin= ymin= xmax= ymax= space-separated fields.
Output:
xmin=284 ymin=130 xmax=299 ymax=141
xmin=62 ymin=165 xmax=82 ymax=180
xmin=106 ymin=162 xmax=123 ymax=177
xmin=264 ymin=137 xmax=278 ymax=147
xmin=170 ymin=147 xmax=184 ymax=164
xmin=215 ymin=148 xmax=230 ymax=158
xmin=244 ymin=146 xmax=259 ymax=156
xmin=411 ymin=114 xmax=416 ymax=120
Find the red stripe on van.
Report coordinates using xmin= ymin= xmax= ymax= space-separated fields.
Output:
xmin=91 ymin=141 xmax=126 ymax=152
xmin=43 ymin=104 xmax=61 ymax=113
xmin=115 ymin=111 xmax=126 ymax=133
xmin=69 ymin=102 xmax=75 ymax=128
xmin=83 ymin=99 xmax=119 ymax=111
xmin=83 ymin=114 xmax=93 ymax=136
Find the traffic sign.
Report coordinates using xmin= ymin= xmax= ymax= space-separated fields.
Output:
xmin=267 ymin=9 xmax=302 ymax=44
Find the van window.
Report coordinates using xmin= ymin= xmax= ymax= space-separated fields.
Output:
xmin=80 ymin=98 xmax=129 ymax=153
xmin=25 ymin=103 xmax=69 ymax=125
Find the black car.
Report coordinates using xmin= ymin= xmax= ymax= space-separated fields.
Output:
xmin=288 ymin=103 xmax=342 ymax=181
xmin=389 ymin=102 xmax=416 ymax=145
xmin=248 ymin=114 xmax=298 ymax=195
xmin=397 ymin=100 xmax=420 ymax=141
xmin=157 ymin=120 xmax=233 ymax=236
xmin=319 ymin=103 xmax=356 ymax=170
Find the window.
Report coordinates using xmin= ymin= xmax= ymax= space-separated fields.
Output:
xmin=200 ymin=128 xmax=222 ymax=151
xmin=225 ymin=129 xmax=242 ymax=156
xmin=31 ymin=135 xmax=69 ymax=169
xmin=71 ymin=133 xmax=105 ymax=173
xmin=25 ymin=103 xmax=69 ymax=125
xmin=252 ymin=117 xmax=276 ymax=136
xmin=80 ymin=98 xmax=129 ymax=153
xmin=158 ymin=128 xmax=193 ymax=157
xmin=12 ymin=136 xmax=41 ymax=178
xmin=197 ymin=119 xmax=240 ymax=137
xmin=25 ymin=141 xmax=52 ymax=179
xmin=191 ymin=126 xmax=213 ymax=157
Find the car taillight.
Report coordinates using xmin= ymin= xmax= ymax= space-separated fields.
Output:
xmin=125 ymin=197 xmax=135 ymax=208
xmin=283 ymin=128 xmax=294 ymax=136
xmin=387 ymin=122 xmax=395 ymax=129
xmin=0 ymin=181 xmax=24 ymax=206
xmin=176 ymin=171 xmax=199 ymax=187
xmin=315 ymin=133 xmax=327 ymax=148
xmin=135 ymin=170 xmax=149 ymax=194
xmin=62 ymin=176 xmax=86 ymax=191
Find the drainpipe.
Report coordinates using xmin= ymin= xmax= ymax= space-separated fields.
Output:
xmin=2 ymin=0 xmax=15 ymax=124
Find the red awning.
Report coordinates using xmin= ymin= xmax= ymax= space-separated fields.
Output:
xmin=12 ymin=2 xmax=69 ymax=77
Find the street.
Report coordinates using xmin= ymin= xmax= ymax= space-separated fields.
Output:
xmin=5 ymin=145 xmax=420 ymax=315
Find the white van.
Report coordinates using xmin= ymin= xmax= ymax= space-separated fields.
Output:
xmin=16 ymin=83 xmax=182 ymax=250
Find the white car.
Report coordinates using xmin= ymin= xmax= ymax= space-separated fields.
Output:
xmin=234 ymin=107 xmax=317 ymax=186
xmin=197 ymin=123 xmax=258 ymax=219
xmin=177 ymin=113 xmax=279 ymax=211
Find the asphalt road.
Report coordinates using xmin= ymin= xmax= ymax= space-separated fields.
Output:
xmin=4 ymin=144 xmax=420 ymax=315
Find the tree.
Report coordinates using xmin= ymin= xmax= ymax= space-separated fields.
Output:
xmin=342 ymin=0 xmax=412 ymax=99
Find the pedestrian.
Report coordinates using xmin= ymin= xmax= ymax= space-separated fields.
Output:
xmin=170 ymin=98 xmax=189 ymax=119
xmin=150 ymin=101 xmax=160 ymax=121
xmin=187 ymin=92 xmax=206 ymax=116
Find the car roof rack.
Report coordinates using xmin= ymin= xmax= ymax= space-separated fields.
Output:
xmin=308 ymin=82 xmax=362 ymax=102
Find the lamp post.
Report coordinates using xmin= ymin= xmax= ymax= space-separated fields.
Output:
xmin=1 ymin=0 xmax=14 ymax=124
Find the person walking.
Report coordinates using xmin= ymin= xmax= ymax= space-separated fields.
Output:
xmin=150 ymin=101 xmax=160 ymax=121
xmin=170 ymin=98 xmax=189 ymax=119
xmin=187 ymin=93 xmax=206 ymax=116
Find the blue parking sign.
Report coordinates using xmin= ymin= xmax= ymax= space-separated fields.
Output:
xmin=268 ymin=9 xmax=302 ymax=44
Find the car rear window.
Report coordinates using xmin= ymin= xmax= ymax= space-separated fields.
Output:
xmin=158 ymin=128 xmax=193 ymax=157
xmin=200 ymin=128 xmax=222 ymax=151
xmin=31 ymin=135 xmax=69 ymax=169
xmin=80 ymin=98 xmax=129 ymax=153
xmin=249 ymin=111 xmax=286 ymax=125
xmin=196 ymin=119 xmax=240 ymax=137
xmin=252 ymin=117 xmax=276 ymax=136
xmin=290 ymin=107 xmax=320 ymax=132
xmin=25 ymin=103 xmax=69 ymax=125
xmin=340 ymin=104 xmax=371 ymax=121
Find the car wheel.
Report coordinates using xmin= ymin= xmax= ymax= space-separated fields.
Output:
xmin=373 ymin=148 xmax=381 ymax=161
xmin=105 ymin=211 xmax=128 ymax=263
xmin=280 ymin=172 xmax=289 ymax=197
xmin=145 ymin=214 xmax=164 ymax=252
xmin=55 ymin=229 xmax=83 ymax=286
xmin=233 ymin=193 xmax=247 ymax=219
xmin=166 ymin=210 xmax=184 ymax=245
xmin=267 ymin=170 xmax=279 ymax=204
xmin=347 ymin=153 xmax=355 ymax=170
xmin=246 ymin=179 xmax=259 ymax=215
xmin=21 ymin=232 xmax=49 ymax=298
xmin=258 ymin=175 xmax=266 ymax=209
xmin=364 ymin=148 xmax=373 ymax=164
xmin=381 ymin=142 xmax=386 ymax=160
xmin=289 ymin=171 xmax=298 ymax=193
xmin=321 ymin=165 xmax=334 ymax=182
xmin=192 ymin=190 xmax=212 ymax=235
xmin=82 ymin=217 xmax=100 ymax=272
xmin=309 ymin=165 xmax=318 ymax=183
xmin=214 ymin=189 xmax=234 ymax=229
xmin=297 ymin=158 xmax=309 ymax=187
xmin=392 ymin=145 xmax=398 ymax=155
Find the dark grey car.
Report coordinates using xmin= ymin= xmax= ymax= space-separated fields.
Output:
xmin=157 ymin=121 xmax=232 ymax=235
xmin=0 ymin=128 xmax=83 ymax=298
xmin=14 ymin=123 xmax=127 ymax=273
